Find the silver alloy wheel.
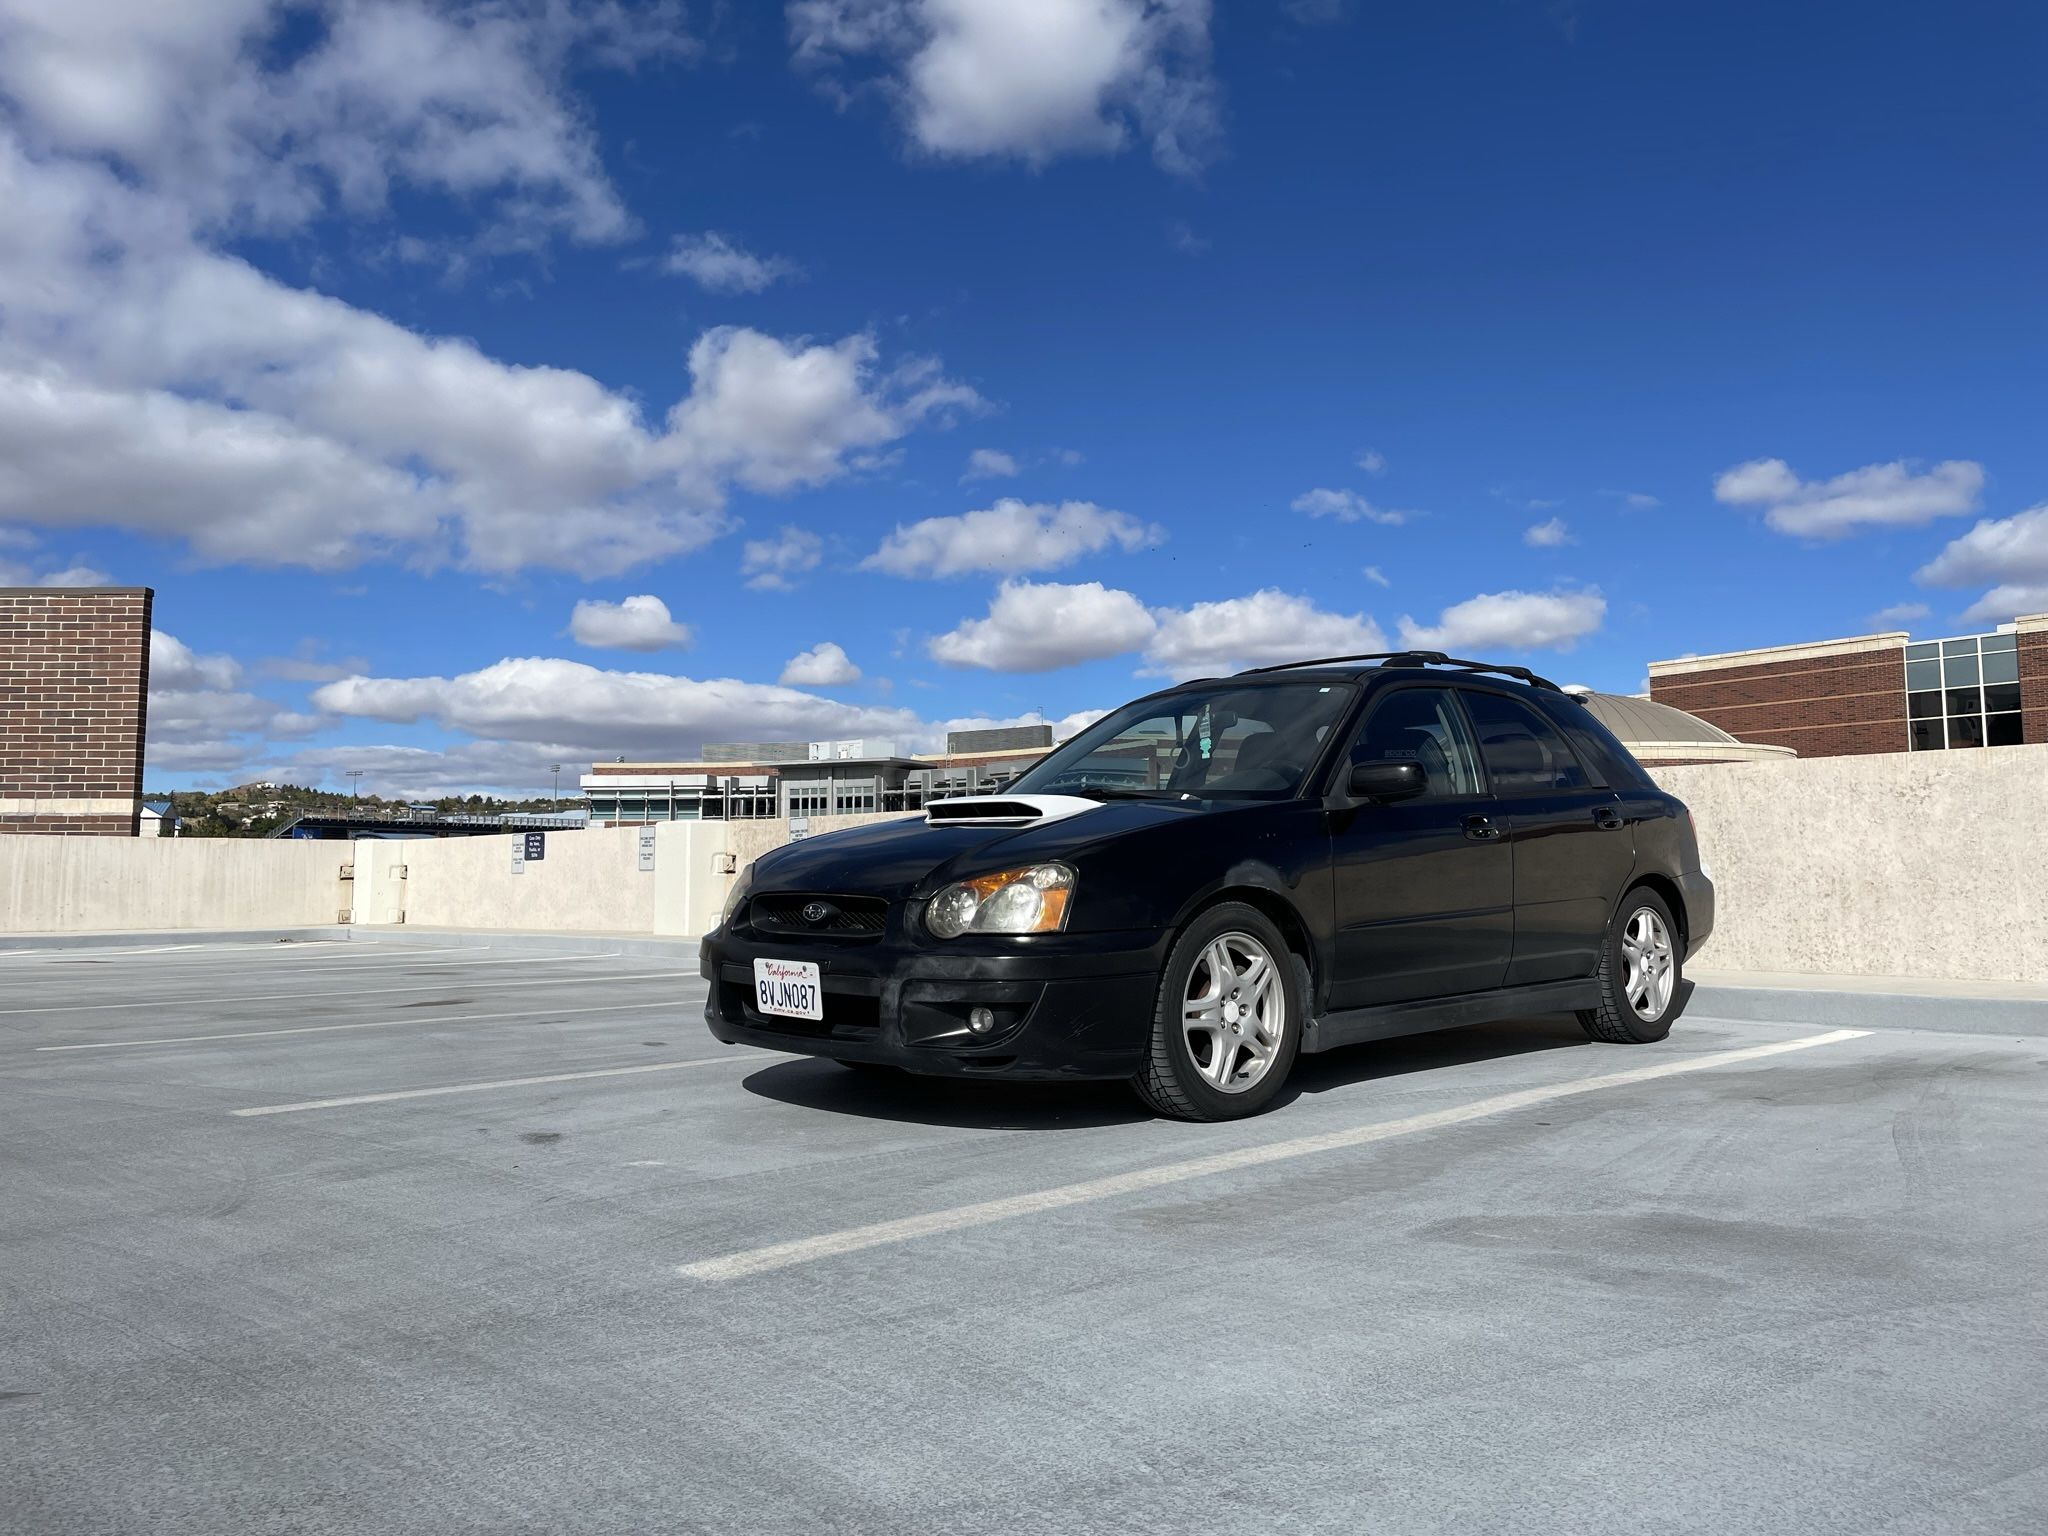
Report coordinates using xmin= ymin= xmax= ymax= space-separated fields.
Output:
xmin=1182 ymin=931 xmax=1285 ymax=1094
xmin=1621 ymin=906 xmax=1676 ymax=1021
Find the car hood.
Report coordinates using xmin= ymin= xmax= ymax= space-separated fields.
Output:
xmin=750 ymin=798 xmax=1203 ymax=900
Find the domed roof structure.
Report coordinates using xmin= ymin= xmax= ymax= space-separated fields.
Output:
xmin=1570 ymin=690 xmax=1795 ymax=765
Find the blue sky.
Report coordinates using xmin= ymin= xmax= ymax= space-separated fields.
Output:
xmin=1 ymin=1 xmax=2043 ymax=793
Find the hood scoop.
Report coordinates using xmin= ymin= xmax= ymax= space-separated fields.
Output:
xmin=923 ymin=793 xmax=1102 ymax=827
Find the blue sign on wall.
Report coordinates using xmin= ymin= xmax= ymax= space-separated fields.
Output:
xmin=523 ymin=832 xmax=547 ymax=861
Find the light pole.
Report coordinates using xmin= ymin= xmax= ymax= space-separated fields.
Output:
xmin=345 ymin=769 xmax=364 ymax=801
xmin=550 ymin=764 xmax=561 ymax=804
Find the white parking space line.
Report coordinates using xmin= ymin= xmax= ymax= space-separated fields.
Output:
xmin=677 ymin=1028 xmax=1872 ymax=1283
xmin=231 ymin=1052 xmax=775 ymax=1116
xmin=82 ymin=950 xmax=633 ymax=980
xmin=0 ymin=970 xmax=696 ymax=1015
xmin=34 ymin=999 xmax=687 ymax=1051
xmin=0 ymin=940 xmax=354 ymax=962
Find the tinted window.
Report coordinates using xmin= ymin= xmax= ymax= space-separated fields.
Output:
xmin=1348 ymin=688 xmax=1484 ymax=798
xmin=1460 ymin=689 xmax=1589 ymax=793
xmin=1538 ymin=697 xmax=1635 ymax=788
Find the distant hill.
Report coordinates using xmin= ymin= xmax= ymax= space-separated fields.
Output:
xmin=139 ymin=784 xmax=585 ymax=838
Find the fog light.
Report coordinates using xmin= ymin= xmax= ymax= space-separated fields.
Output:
xmin=968 ymin=1006 xmax=996 ymax=1035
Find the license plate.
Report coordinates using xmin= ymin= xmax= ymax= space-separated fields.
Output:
xmin=753 ymin=958 xmax=824 ymax=1021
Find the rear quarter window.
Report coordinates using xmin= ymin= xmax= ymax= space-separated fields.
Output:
xmin=1541 ymin=698 xmax=1649 ymax=788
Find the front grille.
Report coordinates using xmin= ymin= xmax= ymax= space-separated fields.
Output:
xmin=717 ymin=980 xmax=881 ymax=1041
xmin=746 ymin=892 xmax=889 ymax=938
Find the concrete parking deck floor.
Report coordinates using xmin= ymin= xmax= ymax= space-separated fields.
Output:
xmin=2 ymin=938 xmax=2044 ymax=1535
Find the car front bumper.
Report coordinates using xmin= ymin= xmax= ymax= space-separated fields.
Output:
xmin=700 ymin=924 xmax=1167 ymax=1080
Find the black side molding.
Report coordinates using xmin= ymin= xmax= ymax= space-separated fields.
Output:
xmin=1303 ymin=978 xmax=1603 ymax=1054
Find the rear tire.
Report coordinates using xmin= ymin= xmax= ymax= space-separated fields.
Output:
xmin=1577 ymin=887 xmax=1683 ymax=1043
xmin=1132 ymin=903 xmax=1303 ymax=1121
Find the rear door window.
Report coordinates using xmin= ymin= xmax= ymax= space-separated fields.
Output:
xmin=1459 ymin=689 xmax=1590 ymax=793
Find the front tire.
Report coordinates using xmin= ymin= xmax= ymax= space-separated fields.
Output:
xmin=1577 ymin=888 xmax=1683 ymax=1043
xmin=1133 ymin=903 xmax=1303 ymax=1121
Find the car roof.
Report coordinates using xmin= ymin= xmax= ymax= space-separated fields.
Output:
xmin=1164 ymin=653 xmax=1569 ymax=698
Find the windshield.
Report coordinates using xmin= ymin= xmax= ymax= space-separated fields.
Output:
xmin=1011 ymin=682 xmax=1356 ymax=802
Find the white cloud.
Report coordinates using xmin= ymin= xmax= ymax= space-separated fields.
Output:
xmin=1916 ymin=502 xmax=2048 ymax=590
xmin=741 ymin=525 xmax=825 ymax=590
xmin=1362 ymin=565 xmax=1389 ymax=588
xmin=662 ymin=232 xmax=801 ymax=293
xmin=665 ymin=329 xmax=983 ymax=499
xmin=1714 ymin=457 xmax=1985 ymax=538
xmin=927 ymin=580 xmax=1391 ymax=677
xmin=0 ymin=532 xmax=112 ymax=586
xmin=1918 ymin=507 xmax=2048 ymax=622
xmin=1960 ymin=585 xmax=2048 ymax=623
xmin=936 ymin=707 xmax=1107 ymax=744
xmin=1397 ymin=589 xmax=1605 ymax=654
xmin=863 ymin=498 xmax=1160 ymax=578
xmin=0 ymin=35 xmax=979 ymax=579
xmin=1524 ymin=517 xmax=1571 ymax=548
xmin=961 ymin=447 xmax=1019 ymax=481
xmin=1292 ymin=487 xmax=1408 ymax=525
xmin=789 ymin=0 xmax=1219 ymax=175
xmin=1355 ymin=447 xmax=1385 ymax=475
xmin=0 ymin=0 xmax=693 ymax=247
xmin=146 ymin=628 xmax=316 ymax=776
xmin=150 ymin=629 xmax=242 ymax=693
xmin=569 ymin=594 xmax=691 ymax=652
xmin=311 ymin=656 xmax=925 ymax=760
xmin=1869 ymin=601 xmax=1930 ymax=628
xmin=1619 ymin=491 xmax=1660 ymax=510
xmin=780 ymin=641 xmax=861 ymax=686
xmin=0 ymin=365 xmax=449 ymax=569
xmin=1141 ymin=588 xmax=1385 ymax=678
xmin=928 ymin=579 xmax=1158 ymax=672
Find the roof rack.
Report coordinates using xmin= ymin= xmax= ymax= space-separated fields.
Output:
xmin=1238 ymin=650 xmax=1572 ymax=695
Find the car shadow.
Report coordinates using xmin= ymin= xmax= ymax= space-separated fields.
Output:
xmin=1275 ymin=1013 xmax=1590 ymax=1109
xmin=740 ymin=1057 xmax=1151 ymax=1130
xmin=739 ymin=1010 xmax=1610 ymax=1131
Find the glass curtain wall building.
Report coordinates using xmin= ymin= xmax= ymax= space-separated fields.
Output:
xmin=1907 ymin=632 xmax=2023 ymax=751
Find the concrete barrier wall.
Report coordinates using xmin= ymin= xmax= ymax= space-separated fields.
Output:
xmin=0 ymin=835 xmax=346 ymax=932
xmin=390 ymin=829 xmax=660 ymax=933
xmin=9 ymin=748 xmax=2048 ymax=982
xmin=1651 ymin=744 xmax=2048 ymax=982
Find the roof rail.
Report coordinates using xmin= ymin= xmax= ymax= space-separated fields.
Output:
xmin=1239 ymin=650 xmax=1572 ymax=694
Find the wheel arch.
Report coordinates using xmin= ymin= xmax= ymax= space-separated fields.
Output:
xmin=1171 ymin=882 xmax=1320 ymax=1009
xmin=1617 ymin=871 xmax=1687 ymax=953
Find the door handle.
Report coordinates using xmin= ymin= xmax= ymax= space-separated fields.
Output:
xmin=1593 ymin=807 xmax=1624 ymax=830
xmin=1463 ymin=815 xmax=1502 ymax=841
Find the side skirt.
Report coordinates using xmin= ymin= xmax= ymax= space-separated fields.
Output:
xmin=1303 ymin=978 xmax=1602 ymax=1055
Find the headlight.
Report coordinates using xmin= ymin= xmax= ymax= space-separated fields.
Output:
xmin=719 ymin=861 xmax=755 ymax=927
xmin=925 ymin=863 xmax=1074 ymax=939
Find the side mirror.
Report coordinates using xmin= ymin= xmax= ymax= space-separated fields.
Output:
xmin=1348 ymin=759 xmax=1428 ymax=802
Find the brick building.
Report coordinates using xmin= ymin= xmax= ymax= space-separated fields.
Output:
xmin=0 ymin=587 xmax=154 ymax=835
xmin=1649 ymin=612 xmax=2048 ymax=759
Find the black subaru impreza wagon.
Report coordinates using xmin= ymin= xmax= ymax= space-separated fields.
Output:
xmin=702 ymin=652 xmax=1714 ymax=1120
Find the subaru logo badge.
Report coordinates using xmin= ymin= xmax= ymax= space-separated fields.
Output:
xmin=801 ymin=902 xmax=829 ymax=924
